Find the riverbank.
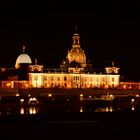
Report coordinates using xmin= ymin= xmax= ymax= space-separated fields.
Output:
xmin=0 ymin=88 xmax=140 ymax=97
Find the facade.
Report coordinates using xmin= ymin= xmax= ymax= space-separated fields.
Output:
xmin=0 ymin=29 xmax=121 ymax=89
xmin=29 ymin=73 xmax=120 ymax=89
xmin=29 ymin=31 xmax=120 ymax=89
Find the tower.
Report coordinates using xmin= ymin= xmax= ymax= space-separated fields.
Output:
xmin=67 ymin=26 xmax=87 ymax=68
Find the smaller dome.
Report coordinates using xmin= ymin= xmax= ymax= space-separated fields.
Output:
xmin=15 ymin=53 xmax=32 ymax=69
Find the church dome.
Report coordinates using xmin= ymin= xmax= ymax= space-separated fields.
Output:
xmin=67 ymin=28 xmax=87 ymax=68
xmin=67 ymin=47 xmax=86 ymax=65
xmin=15 ymin=46 xmax=32 ymax=69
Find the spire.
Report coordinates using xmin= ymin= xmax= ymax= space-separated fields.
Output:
xmin=74 ymin=24 xmax=79 ymax=34
xmin=111 ymin=61 xmax=115 ymax=67
xmin=75 ymin=24 xmax=78 ymax=33
xmin=23 ymin=45 xmax=26 ymax=53
xmin=72 ymin=24 xmax=80 ymax=47
xmin=35 ymin=58 xmax=37 ymax=65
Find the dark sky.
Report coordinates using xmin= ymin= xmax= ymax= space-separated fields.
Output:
xmin=0 ymin=1 xmax=139 ymax=80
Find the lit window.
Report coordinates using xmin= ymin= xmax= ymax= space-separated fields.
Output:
xmin=34 ymin=76 xmax=38 ymax=80
xmin=51 ymin=76 xmax=54 ymax=81
xmin=44 ymin=76 xmax=47 ymax=80
xmin=57 ymin=77 xmax=60 ymax=81
xmin=112 ymin=77 xmax=114 ymax=82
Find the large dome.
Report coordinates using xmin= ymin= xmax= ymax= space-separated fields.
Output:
xmin=67 ymin=31 xmax=87 ymax=68
xmin=67 ymin=47 xmax=86 ymax=65
xmin=15 ymin=53 xmax=32 ymax=69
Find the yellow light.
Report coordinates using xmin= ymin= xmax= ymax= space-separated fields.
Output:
xmin=89 ymin=95 xmax=91 ymax=98
xmin=80 ymin=107 xmax=83 ymax=112
xmin=29 ymin=107 xmax=37 ymax=114
xmin=136 ymin=94 xmax=139 ymax=97
xmin=131 ymin=106 xmax=135 ymax=111
xmin=109 ymin=106 xmax=113 ymax=112
xmin=16 ymin=93 xmax=20 ymax=97
xmin=105 ymin=106 xmax=113 ymax=112
xmin=87 ymin=85 xmax=90 ymax=88
xmin=105 ymin=85 xmax=108 ymax=89
xmin=105 ymin=107 xmax=109 ymax=112
xmin=123 ymin=85 xmax=126 ymax=89
xmin=29 ymin=107 xmax=33 ymax=114
xmin=20 ymin=98 xmax=24 ymax=104
xmin=131 ymin=98 xmax=135 ymax=104
xmin=80 ymin=94 xmax=83 ymax=97
xmin=67 ymin=84 xmax=71 ymax=88
xmin=29 ymin=97 xmax=37 ymax=101
xmin=109 ymin=94 xmax=114 ymax=100
xmin=25 ymin=84 xmax=29 ymax=87
xmin=6 ymin=83 xmax=11 ymax=87
xmin=32 ymin=107 xmax=36 ymax=114
xmin=48 ymin=94 xmax=52 ymax=97
xmin=20 ymin=107 xmax=24 ymax=114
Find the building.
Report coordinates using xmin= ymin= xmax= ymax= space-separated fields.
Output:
xmin=29 ymin=30 xmax=120 ymax=89
xmin=0 ymin=28 xmax=120 ymax=89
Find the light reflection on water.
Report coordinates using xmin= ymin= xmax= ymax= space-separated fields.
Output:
xmin=1 ymin=93 xmax=140 ymax=115
xmin=20 ymin=107 xmax=39 ymax=115
xmin=131 ymin=106 xmax=135 ymax=111
xmin=80 ymin=106 xmax=83 ymax=112
xmin=20 ymin=107 xmax=24 ymax=114
xmin=95 ymin=106 xmax=113 ymax=112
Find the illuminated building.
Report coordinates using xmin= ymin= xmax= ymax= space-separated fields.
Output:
xmin=15 ymin=45 xmax=32 ymax=69
xmin=0 ymin=28 xmax=120 ymax=89
xmin=29 ymin=29 xmax=120 ymax=89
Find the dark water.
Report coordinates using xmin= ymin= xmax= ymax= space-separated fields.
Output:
xmin=1 ymin=94 xmax=140 ymax=115
xmin=1 ymin=94 xmax=140 ymax=140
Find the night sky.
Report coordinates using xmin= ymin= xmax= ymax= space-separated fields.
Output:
xmin=0 ymin=1 xmax=139 ymax=80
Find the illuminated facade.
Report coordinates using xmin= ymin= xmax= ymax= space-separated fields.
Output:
xmin=15 ymin=46 xmax=32 ymax=69
xmin=28 ymin=31 xmax=120 ymax=89
xmin=0 ymin=29 xmax=120 ymax=89
xmin=67 ymin=32 xmax=86 ymax=68
xmin=29 ymin=72 xmax=120 ymax=88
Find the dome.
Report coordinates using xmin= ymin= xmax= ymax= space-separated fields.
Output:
xmin=67 ymin=31 xmax=87 ymax=68
xmin=15 ymin=53 xmax=32 ymax=69
xmin=67 ymin=47 xmax=86 ymax=67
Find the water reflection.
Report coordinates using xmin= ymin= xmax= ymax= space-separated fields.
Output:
xmin=80 ymin=106 xmax=83 ymax=112
xmin=20 ymin=107 xmax=39 ymax=115
xmin=95 ymin=106 xmax=113 ymax=112
xmin=131 ymin=106 xmax=135 ymax=111
xmin=1 ymin=93 xmax=140 ymax=115
xmin=20 ymin=107 xmax=24 ymax=114
xmin=29 ymin=107 xmax=37 ymax=114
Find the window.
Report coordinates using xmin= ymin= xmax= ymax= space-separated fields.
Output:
xmin=51 ymin=83 xmax=53 ymax=87
xmin=64 ymin=83 xmax=67 ymax=87
xmin=34 ymin=76 xmax=38 ymax=80
xmin=58 ymin=83 xmax=60 ymax=87
xmin=64 ymin=76 xmax=67 ymax=81
xmin=90 ymin=77 xmax=93 ymax=81
xmin=57 ymin=77 xmax=60 ymax=81
xmin=112 ymin=77 xmax=114 ymax=82
xmin=51 ymin=76 xmax=54 ymax=81
xmin=77 ymin=76 xmax=80 ymax=80
xmin=44 ymin=76 xmax=47 ymax=81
